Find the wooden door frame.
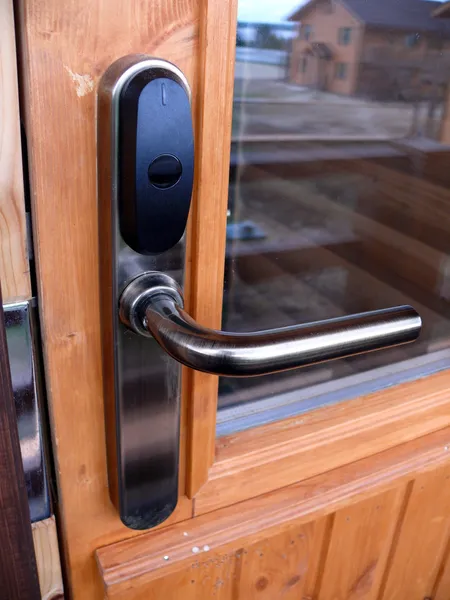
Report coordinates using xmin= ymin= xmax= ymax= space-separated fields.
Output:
xmin=14 ymin=0 xmax=450 ymax=597
xmin=177 ymin=0 xmax=450 ymax=516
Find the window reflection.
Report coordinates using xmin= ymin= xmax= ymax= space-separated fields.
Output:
xmin=219 ymin=0 xmax=450 ymax=428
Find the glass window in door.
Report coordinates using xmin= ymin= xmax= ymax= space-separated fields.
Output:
xmin=218 ymin=0 xmax=450 ymax=434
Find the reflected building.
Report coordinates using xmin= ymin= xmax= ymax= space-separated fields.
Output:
xmin=289 ymin=0 xmax=450 ymax=101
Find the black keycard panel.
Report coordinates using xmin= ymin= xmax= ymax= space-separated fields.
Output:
xmin=119 ymin=72 xmax=194 ymax=255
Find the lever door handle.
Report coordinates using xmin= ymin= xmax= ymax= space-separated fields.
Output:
xmin=120 ymin=273 xmax=421 ymax=378
xmin=98 ymin=55 xmax=423 ymax=531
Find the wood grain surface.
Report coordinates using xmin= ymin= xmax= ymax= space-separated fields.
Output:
xmin=32 ymin=517 xmax=64 ymax=600
xmin=434 ymin=534 xmax=450 ymax=600
xmin=2 ymin=6 xmax=64 ymax=598
xmin=196 ymin=370 xmax=450 ymax=514
xmin=15 ymin=1 xmax=199 ymax=598
xmin=184 ymin=0 xmax=238 ymax=497
xmin=236 ymin=517 xmax=330 ymax=600
xmin=0 ymin=0 xmax=30 ymax=302
xmin=319 ymin=487 xmax=407 ymax=600
xmin=97 ymin=426 xmax=450 ymax=598
xmin=380 ymin=464 xmax=450 ymax=600
xmin=0 ymin=286 xmax=40 ymax=598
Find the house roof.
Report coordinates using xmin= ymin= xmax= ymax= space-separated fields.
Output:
xmin=303 ymin=42 xmax=334 ymax=58
xmin=289 ymin=0 xmax=450 ymax=35
xmin=433 ymin=1 xmax=450 ymax=17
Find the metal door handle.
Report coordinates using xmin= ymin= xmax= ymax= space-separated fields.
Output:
xmin=120 ymin=273 xmax=421 ymax=378
xmin=98 ymin=56 xmax=422 ymax=531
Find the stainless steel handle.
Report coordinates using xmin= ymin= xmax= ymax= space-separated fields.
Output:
xmin=99 ymin=56 xmax=422 ymax=532
xmin=120 ymin=273 xmax=422 ymax=378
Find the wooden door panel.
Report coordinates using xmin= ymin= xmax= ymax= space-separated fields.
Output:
xmin=381 ymin=464 xmax=450 ymax=600
xmin=97 ymin=428 xmax=450 ymax=599
xmin=236 ymin=518 xmax=329 ymax=599
xmin=434 ymin=539 xmax=450 ymax=600
xmin=318 ymin=487 xmax=407 ymax=600
xmin=103 ymin=519 xmax=329 ymax=600
xmin=97 ymin=520 xmax=331 ymax=600
xmin=97 ymin=477 xmax=450 ymax=599
xmin=98 ymin=474 xmax=450 ymax=600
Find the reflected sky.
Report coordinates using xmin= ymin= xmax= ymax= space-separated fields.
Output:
xmin=238 ymin=0 xmax=447 ymax=24
xmin=238 ymin=0 xmax=305 ymax=22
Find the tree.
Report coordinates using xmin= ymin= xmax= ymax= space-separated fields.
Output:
xmin=255 ymin=24 xmax=273 ymax=49
xmin=236 ymin=31 xmax=246 ymax=47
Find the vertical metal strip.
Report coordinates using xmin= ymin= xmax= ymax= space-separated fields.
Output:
xmin=97 ymin=56 xmax=190 ymax=529
xmin=4 ymin=300 xmax=51 ymax=523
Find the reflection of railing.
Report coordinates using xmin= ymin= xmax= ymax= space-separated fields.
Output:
xmin=232 ymin=93 xmax=443 ymax=140
xmin=222 ymin=145 xmax=450 ymax=417
xmin=362 ymin=46 xmax=421 ymax=66
xmin=235 ymin=47 xmax=288 ymax=65
xmin=218 ymin=350 xmax=450 ymax=432
xmin=362 ymin=46 xmax=450 ymax=74
xmin=231 ymin=133 xmax=405 ymax=143
xmin=222 ymin=147 xmax=450 ymax=417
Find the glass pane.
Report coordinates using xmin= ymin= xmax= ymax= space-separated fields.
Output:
xmin=218 ymin=0 xmax=450 ymax=435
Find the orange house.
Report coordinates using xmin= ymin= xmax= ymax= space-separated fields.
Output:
xmin=289 ymin=0 xmax=450 ymax=99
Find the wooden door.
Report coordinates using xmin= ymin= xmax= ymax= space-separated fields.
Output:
xmin=14 ymin=0 xmax=450 ymax=598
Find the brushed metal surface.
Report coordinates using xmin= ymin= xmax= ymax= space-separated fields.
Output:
xmin=4 ymin=300 xmax=50 ymax=523
xmin=121 ymin=272 xmax=422 ymax=377
xmin=99 ymin=57 xmax=422 ymax=531
xmin=98 ymin=56 xmax=190 ymax=529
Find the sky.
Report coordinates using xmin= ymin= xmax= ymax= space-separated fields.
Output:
xmin=237 ymin=0 xmax=447 ymax=24
xmin=238 ymin=0 xmax=306 ymax=22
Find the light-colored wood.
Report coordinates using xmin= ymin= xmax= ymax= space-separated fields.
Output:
xmin=32 ymin=517 xmax=64 ymax=600
xmin=96 ymin=426 xmax=450 ymax=597
xmin=380 ymin=463 xmax=450 ymax=600
xmin=319 ymin=487 xmax=407 ymax=600
xmin=184 ymin=0 xmax=238 ymax=497
xmin=15 ymin=2 xmax=198 ymax=598
xmin=0 ymin=0 xmax=30 ymax=302
xmin=195 ymin=370 xmax=450 ymax=514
